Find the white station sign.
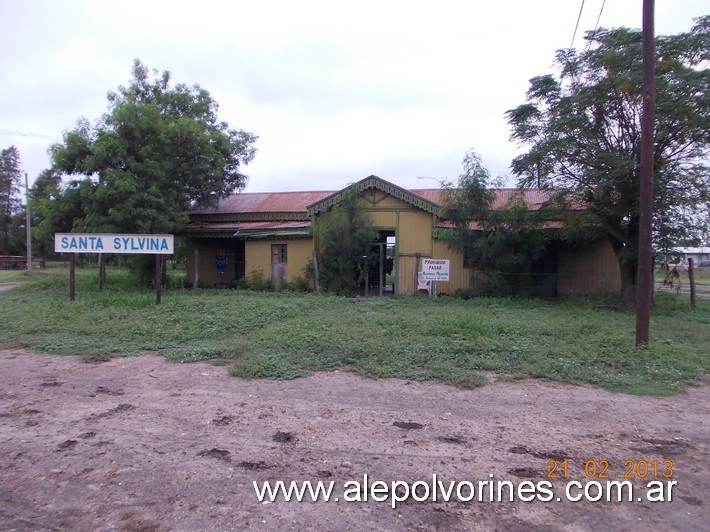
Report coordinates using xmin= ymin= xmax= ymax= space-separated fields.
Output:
xmin=54 ymin=233 xmax=174 ymax=255
xmin=421 ymin=258 xmax=450 ymax=281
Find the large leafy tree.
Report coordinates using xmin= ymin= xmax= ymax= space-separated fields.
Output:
xmin=31 ymin=170 xmax=87 ymax=258
xmin=314 ymin=185 xmax=379 ymax=295
xmin=0 ymin=146 xmax=23 ymax=255
xmin=506 ymin=17 xmax=709 ymax=304
xmin=440 ymin=150 xmax=553 ymax=297
xmin=50 ymin=59 xmax=258 ymax=235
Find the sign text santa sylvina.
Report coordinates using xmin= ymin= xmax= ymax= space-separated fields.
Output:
xmin=54 ymin=233 xmax=174 ymax=255
xmin=421 ymin=258 xmax=450 ymax=281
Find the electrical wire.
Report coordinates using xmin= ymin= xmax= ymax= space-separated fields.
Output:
xmin=570 ymin=0 xmax=586 ymax=49
xmin=583 ymin=0 xmax=608 ymax=52
xmin=593 ymin=0 xmax=607 ymax=33
xmin=0 ymin=128 xmax=61 ymax=141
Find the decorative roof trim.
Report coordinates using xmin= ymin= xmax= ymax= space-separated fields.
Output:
xmin=306 ymin=175 xmax=441 ymax=216
xmin=233 ymin=228 xmax=312 ymax=239
xmin=190 ymin=211 xmax=310 ymax=223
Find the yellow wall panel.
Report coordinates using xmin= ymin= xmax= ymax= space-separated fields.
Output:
xmin=245 ymin=240 xmax=271 ymax=279
xmin=246 ymin=238 xmax=314 ymax=284
xmin=370 ymin=210 xmax=397 ymax=227
xmin=397 ymin=211 xmax=433 ymax=254
xmin=558 ymin=239 xmax=621 ymax=296
xmin=286 ymin=239 xmax=315 ymax=281
xmin=432 ymin=240 xmax=470 ymax=295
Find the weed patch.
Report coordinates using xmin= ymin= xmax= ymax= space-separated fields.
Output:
xmin=1 ymin=267 xmax=708 ymax=394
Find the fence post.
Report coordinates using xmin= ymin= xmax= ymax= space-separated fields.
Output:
xmin=312 ymin=251 xmax=320 ymax=292
xmin=194 ymin=249 xmax=199 ymax=289
xmin=688 ymin=258 xmax=696 ymax=309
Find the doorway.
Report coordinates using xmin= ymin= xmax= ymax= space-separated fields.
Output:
xmin=360 ymin=230 xmax=395 ymax=296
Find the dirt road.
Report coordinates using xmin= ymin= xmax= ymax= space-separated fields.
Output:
xmin=0 ymin=350 xmax=708 ymax=531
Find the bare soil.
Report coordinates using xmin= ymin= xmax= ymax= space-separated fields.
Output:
xmin=0 ymin=349 xmax=708 ymax=531
xmin=0 ymin=283 xmax=21 ymax=292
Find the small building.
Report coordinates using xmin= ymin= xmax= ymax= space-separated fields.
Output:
xmin=181 ymin=176 xmax=620 ymax=297
xmin=675 ymin=247 xmax=710 ymax=265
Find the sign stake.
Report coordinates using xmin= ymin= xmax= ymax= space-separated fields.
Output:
xmin=155 ymin=254 xmax=162 ymax=305
xmin=69 ymin=253 xmax=75 ymax=301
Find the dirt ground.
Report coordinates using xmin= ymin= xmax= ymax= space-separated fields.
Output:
xmin=0 ymin=349 xmax=708 ymax=531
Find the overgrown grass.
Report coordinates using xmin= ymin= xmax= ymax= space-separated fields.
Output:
xmin=1 ymin=267 xmax=708 ymax=395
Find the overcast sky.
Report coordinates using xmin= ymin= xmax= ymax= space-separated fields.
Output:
xmin=1 ymin=0 xmax=706 ymax=193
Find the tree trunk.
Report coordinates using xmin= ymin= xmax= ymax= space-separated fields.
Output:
xmin=619 ymin=260 xmax=637 ymax=306
xmin=608 ymin=236 xmax=638 ymax=306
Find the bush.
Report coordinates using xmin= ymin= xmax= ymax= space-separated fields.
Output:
xmin=243 ymin=269 xmax=273 ymax=291
xmin=284 ymin=275 xmax=311 ymax=292
xmin=231 ymin=354 xmax=311 ymax=380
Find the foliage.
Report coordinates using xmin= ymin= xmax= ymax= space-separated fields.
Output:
xmin=283 ymin=274 xmax=312 ymax=292
xmin=46 ymin=59 xmax=257 ymax=282
xmin=440 ymin=150 xmax=553 ymax=297
xmin=314 ymin=184 xmax=379 ymax=294
xmin=241 ymin=269 xmax=274 ymax=291
xmin=0 ymin=146 xmax=23 ymax=255
xmin=28 ymin=169 xmax=63 ymax=258
xmin=506 ymin=18 xmax=710 ymax=304
xmin=440 ymin=150 xmax=496 ymax=225
xmin=1 ymin=267 xmax=707 ymax=395
xmin=231 ymin=354 xmax=311 ymax=380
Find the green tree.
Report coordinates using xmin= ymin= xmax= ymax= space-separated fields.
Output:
xmin=440 ymin=150 xmax=552 ymax=297
xmin=440 ymin=149 xmax=495 ymax=226
xmin=0 ymin=146 xmax=23 ymax=255
xmin=48 ymin=59 xmax=257 ymax=282
xmin=314 ymin=185 xmax=379 ymax=295
xmin=32 ymin=172 xmax=92 ymax=260
xmin=506 ymin=18 xmax=709 ymax=304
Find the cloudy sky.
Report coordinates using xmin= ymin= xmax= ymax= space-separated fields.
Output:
xmin=1 ymin=0 xmax=706 ymax=193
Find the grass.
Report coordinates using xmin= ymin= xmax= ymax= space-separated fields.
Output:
xmin=1 ymin=266 xmax=708 ymax=395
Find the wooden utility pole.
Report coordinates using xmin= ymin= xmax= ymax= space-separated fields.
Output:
xmin=636 ymin=0 xmax=655 ymax=345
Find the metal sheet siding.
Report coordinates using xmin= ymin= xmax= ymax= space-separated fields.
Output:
xmin=286 ymin=239 xmax=315 ymax=282
xmin=398 ymin=255 xmax=419 ymax=295
xmin=370 ymin=210 xmax=397 ymax=227
xmin=557 ymin=239 xmax=621 ymax=296
xmin=372 ymin=195 xmax=412 ymax=208
xmin=246 ymin=238 xmax=314 ymax=284
xmin=432 ymin=240 xmax=470 ymax=295
xmin=397 ymin=211 xmax=432 ymax=254
xmin=245 ymin=240 xmax=272 ymax=280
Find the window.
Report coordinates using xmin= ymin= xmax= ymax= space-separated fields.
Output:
xmin=271 ymin=244 xmax=287 ymax=264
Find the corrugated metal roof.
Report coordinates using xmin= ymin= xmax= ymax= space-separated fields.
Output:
xmin=190 ymin=191 xmax=335 ymax=215
xmin=435 ymin=220 xmax=565 ymax=230
xmin=411 ymin=188 xmax=552 ymax=210
xmin=190 ymin=185 xmax=553 ymax=216
xmin=182 ymin=220 xmax=311 ymax=232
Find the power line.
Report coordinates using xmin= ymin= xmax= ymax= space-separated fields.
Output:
xmin=583 ymin=0 xmax=609 ymax=53
xmin=0 ymin=128 xmax=61 ymax=141
xmin=593 ymin=0 xmax=607 ymax=32
xmin=570 ymin=0 xmax=586 ymax=49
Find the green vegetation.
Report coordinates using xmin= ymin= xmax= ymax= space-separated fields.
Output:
xmin=507 ymin=18 xmax=710 ymax=304
xmin=1 ymin=267 xmax=708 ymax=395
xmin=313 ymin=184 xmax=379 ymax=295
